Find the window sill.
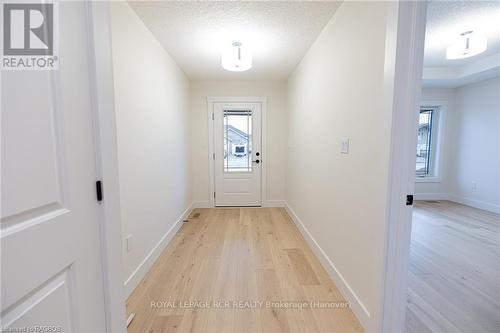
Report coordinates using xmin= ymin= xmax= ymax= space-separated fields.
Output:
xmin=415 ymin=177 xmax=441 ymax=183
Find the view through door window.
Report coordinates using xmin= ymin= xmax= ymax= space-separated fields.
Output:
xmin=224 ymin=110 xmax=252 ymax=173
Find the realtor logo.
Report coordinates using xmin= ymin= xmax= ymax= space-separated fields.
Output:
xmin=2 ymin=2 xmax=59 ymax=70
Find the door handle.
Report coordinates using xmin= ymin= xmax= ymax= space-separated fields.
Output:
xmin=252 ymin=159 xmax=260 ymax=164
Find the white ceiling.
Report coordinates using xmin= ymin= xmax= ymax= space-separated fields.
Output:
xmin=128 ymin=1 xmax=341 ymax=81
xmin=423 ymin=0 xmax=500 ymax=87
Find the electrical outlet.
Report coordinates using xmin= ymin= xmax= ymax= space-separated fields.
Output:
xmin=341 ymin=137 xmax=350 ymax=154
xmin=126 ymin=234 xmax=133 ymax=253
xmin=472 ymin=182 xmax=477 ymax=191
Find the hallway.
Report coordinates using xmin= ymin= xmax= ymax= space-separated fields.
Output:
xmin=126 ymin=208 xmax=362 ymax=333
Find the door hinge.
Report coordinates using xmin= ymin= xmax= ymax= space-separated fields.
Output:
xmin=213 ymin=153 xmax=215 ymax=160
xmin=214 ymin=191 xmax=216 ymax=199
xmin=406 ymin=194 xmax=414 ymax=206
xmin=96 ymin=180 xmax=103 ymax=202
xmin=212 ymin=112 xmax=214 ymax=120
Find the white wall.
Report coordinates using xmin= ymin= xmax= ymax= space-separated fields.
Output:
xmin=449 ymin=78 xmax=500 ymax=211
xmin=416 ymin=78 xmax=500 ymax=213
xmin=190 ymin=81 xmax=287 ymax=206
xmin=110 ymin=2 xmax=192 ymax=296
xmin=285 ymin=2 xmax=393 ymax=330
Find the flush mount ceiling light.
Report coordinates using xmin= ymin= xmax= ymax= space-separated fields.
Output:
xmin=446 ymin=31 xmax=487 ymax=60
xmin=221 ymin=41 xmax=252 ymax=72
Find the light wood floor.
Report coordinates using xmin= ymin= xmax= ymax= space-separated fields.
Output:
xmin=126 ymin=208 xmax=363 ymax=333
xmin=406 ymin=201 xmax=500 ymax=333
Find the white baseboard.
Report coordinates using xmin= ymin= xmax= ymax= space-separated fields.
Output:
xmin=414 ymin=193 xmax=500 ymax=214
xmin=123 ymin=202 xmax=194 ymax=298
xmin=447 ymin=194 xmax=500 ymax=214
xmin=283 ymin=202 xmax=370 ymax=330
xmin=265 ymin=200 xmax=285 ymax=207
xmin=192 ymin=200 xmax=286 ymax=208
xmin=192 ymin=200 xmax=210 ymax=208
xmin=413 ymin=193 xmax=448 ymax=201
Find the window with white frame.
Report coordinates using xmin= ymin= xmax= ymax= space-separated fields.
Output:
xmin=416 ymin=106 xmax=440 ymax=178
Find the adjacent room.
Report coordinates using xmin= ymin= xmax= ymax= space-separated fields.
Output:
xmin=407 ymin=1 xmax=500 ymax=332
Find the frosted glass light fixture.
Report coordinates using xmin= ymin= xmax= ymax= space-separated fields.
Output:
xmin=221 ymin=41 xmax=252 ymax=72
xmin=446 ymin=31 xmax=487 ymax=60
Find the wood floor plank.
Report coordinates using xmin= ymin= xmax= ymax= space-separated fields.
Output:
xmin=149 ymin=315 xmax=184 ymax=333
xmin=127 ymin=207 xmax=362 ymax=333
xmin=302 ymin=285 xmax=362 ymax=333
xmin=284 ymin=249 xmax=320 ymax=286
xmin=256 ymin=268 xmax=291 ymax=333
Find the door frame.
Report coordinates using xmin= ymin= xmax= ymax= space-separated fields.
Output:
xmin=86 ymin=2 xmax=127 ymax=332
xmin=207 ymin=96 xmax=268 ymax=208
xmin=380 ymin=1 xmax=427 ymax=332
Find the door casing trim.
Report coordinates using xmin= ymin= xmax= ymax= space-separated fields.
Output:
xmin=207 ymin=96 xmax=268 ymax=208
xmin=86 ymin=2 xmax=127 ymax=332
xmin=379 ymin=1 xmax=427 ymax=332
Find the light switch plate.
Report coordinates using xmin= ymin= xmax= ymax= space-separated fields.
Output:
xmin=126 ymin=234 xmax=133 ymax=252
xmin=341 ymin=137 xmax=350 ymax=154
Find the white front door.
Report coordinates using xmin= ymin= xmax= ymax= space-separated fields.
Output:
xmin=213 ymin=102 xmax=262 ymax=206
xmin=1 ymin=2 xmax=107 ymax=331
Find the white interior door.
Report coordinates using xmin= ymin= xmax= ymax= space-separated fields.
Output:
xmin=213 ymin=102 xmax=262 ymax=206
xmin=1 ymin=2 xmax=107 ymax=331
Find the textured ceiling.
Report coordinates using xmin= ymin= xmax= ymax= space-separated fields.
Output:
xmin=424 ymin=0 xmax=500 ymax=67
xmin=128 ymin=1 xmax=341 ymax=81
